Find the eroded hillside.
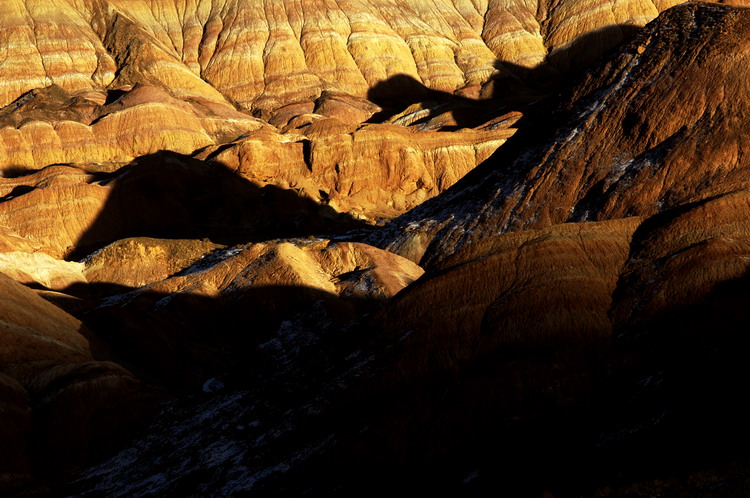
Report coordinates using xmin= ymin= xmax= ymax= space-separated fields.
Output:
xmin=2 ymin=1 xmax=750 ymax=497
xmin=0 ymin=0 xmax=702 ymax=223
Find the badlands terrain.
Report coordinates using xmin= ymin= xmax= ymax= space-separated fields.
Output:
xmin=1 ymin=0 xmax=750 ymax=495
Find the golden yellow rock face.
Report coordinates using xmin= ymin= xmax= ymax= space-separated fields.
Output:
xmin=198 ymin=118 xmax=515 ymax=218
xmin=0 ymin=2 xmax=748 ymax=493
xmin=0 ymin=0 xmax=695 ymax=111
xmin=0 ymin=0 xmax=707 ymax=223
xmin=0 ymin=83 xmax=264 ymax=170
xmin=0 ymin=0 xmax=699 ymax=162
xmin=133 ymin=238 xmax=424 ymax=302
xmin=84 ymin=237 xmax=222 ymax=289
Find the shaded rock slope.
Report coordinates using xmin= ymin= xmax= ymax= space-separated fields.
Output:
xmin=372 ymin=1 xmax=750 ymax=268
xmin=3 ymin=1 xmax=750 ymax=498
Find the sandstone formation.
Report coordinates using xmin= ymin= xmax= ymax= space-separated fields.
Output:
xmin=0 ymin=85 xmax=516 ymax=222
xmin=2 ymin=1 xmax=750 ymax=496
xmin=197 ymin=118 xmax=516 ymax=218
xmin=0 ymin=0 xmax=714 ymax=222
xmin=374 ymin=2 xmax=750 ymax=269
xmin=0 ymin=0 xmax=691 ymax=112
xmin=326 ymin=3 xmax=750 ymax=493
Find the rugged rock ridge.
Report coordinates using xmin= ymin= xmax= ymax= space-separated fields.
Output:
xmin=374 ymin=2 xmax=750 ymax=268
xmin=0 ymin=0 xmax=707 ymax=221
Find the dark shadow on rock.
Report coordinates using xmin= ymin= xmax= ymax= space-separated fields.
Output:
xmin=104 ymin=88 xmax=128 ymax=105
xmin=248 ymin=268 xmax=750 ymax=497
xmin=54 ymin=278 xmax=379 ymax=391
xmin=0 ymin=165 xmax=39 ymax=178
xmin=10 ymin=272 xmax=387 ymax=494
xmin=25 ymin=249 xmax=750 ymax=497
xmin=366 ymin=24 xmax=643 ymax=129
xmin=0 ymin=185 xmax=35 ymax=201
xmin=69 ymin=150 xmax=370 ymax=260
xmin=366 ymin=74 xmax=507 ymax=127
xmin=364 ymin=24 xmax=662 ymax=263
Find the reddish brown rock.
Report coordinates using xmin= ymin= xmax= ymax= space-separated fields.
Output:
xmin=0 ymin=273 xmax=156 ymax=482
xmin=374 ymin=3 xmax=750 ymax=269
xmin=372 ymin=218 xmax=639 ymax=381
xmin=610 ymin=188 xmax=750 ymax=332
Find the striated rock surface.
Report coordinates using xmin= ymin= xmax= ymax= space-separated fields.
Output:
xmin=0 ymin=0 xmax=717 ymax=221
xmin=373 ymin=218 xmax=640 ymax=381
xmin=373 ymin=3 xmax=750 ymax=268
xmin=3 ymin=1 xmax=750 ymax=497
xmin=0 ymin=0 xmax=692 ymax=112
xmin=0 ymin=83 xmax=264 ymax=167
xmin=0 ymin=93 xmax=517 ymax=226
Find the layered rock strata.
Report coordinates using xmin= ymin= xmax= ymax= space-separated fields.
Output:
xmin=0 ymin=0 xmax=692 ymax=111
xmin=0 ymin=0 xmax=713 ymax=221
xmin=374 ymin=3 xmax=750 ymax=268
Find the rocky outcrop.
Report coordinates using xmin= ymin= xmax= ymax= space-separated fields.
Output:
xmin=198 ymin=117 xmax=516 ymax=218
xmin=374 ymin=3 xmax=750 ymax=268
